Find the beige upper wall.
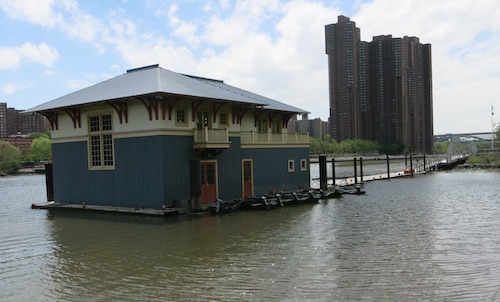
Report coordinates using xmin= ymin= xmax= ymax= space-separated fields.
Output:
xmin=50 ymin=99 xmax=291 ymax=142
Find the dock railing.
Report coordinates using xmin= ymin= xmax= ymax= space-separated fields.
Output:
xmin=311 ymin=153 xmax=471 ymax=189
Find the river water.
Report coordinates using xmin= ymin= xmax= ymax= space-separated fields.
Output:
xmin=1 ymin=171 xmax=500 ymax=301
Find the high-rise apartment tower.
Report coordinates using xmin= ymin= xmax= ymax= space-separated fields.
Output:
xmin=325 ymin=16 xmax=361 ymax=141
xmin=325 ymin=16 xmax=433 ymax=154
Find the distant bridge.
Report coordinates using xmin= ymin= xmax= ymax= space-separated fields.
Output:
xmin=434 ymin=132 xmax=495 ymax=142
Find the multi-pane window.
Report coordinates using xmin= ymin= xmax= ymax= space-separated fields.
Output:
xmin=196 ymin=111 xmax=210 ymax=129
xmin=176 ymin=109 xmax=186 ymax=125
xmin=219 ymin=112 xmax=228 ymax=126
xmin=88 ymin=113 xmax=114 ymax=169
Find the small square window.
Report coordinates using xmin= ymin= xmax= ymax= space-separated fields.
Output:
xmin=300 ymin=159 xmax=307 ymax=171
xmin=288 ymin=160 xmax=295 ymax=172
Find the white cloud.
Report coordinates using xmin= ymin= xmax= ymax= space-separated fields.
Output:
xmin=195 ymin=1 xmax=338 ymax=117
xmin=2 ymin=83 xmax=19 ymax=94
xmin=67 ymin=78 xmax=90 ymax=90
xmin=3 ymin=0 xmax=499 ymax=134
xmin=44 ymin=70 xmax=56 ymax=76
xmin=354 ymin=0 xmax=500 ymax=133
xmin=0 ymin=0 xmax=61 ymax=27
xmin=90 ymin=0 xmax=339 ymax=119
xmin=0 ymin=47 xmax=22 ymax=70
xmin=101 ymin=12 xmax=197 ymax=72
xmin=2 ymin=82 xmax=31 ymax=95
xmin=0 ymin=0 xmax=105 ymax=51
xmin=19 ymin=43 xmax=60 ymax=67
xmin=0 ymin=43 xmax=59 ymax=70
xmin=167 ymin=4 xmax=198 ymax=44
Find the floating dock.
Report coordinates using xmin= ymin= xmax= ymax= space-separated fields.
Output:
xmin=31 ymin=202 xmax=185 ymax=217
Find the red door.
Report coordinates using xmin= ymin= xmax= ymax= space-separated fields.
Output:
xmin=242 ymin=160 xmax=253 ymax=197
xmin=201 ymin=161 xmax=217 ymax=203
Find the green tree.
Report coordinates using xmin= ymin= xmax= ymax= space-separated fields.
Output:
xmin=0 ymin=141 xmax=22 ymax=173
xmin=496 ymin=125 xmax=500 ymax=148
xmin=434 ymin=141 xmax=449 ymax=154
xmin=30 ymin=137 xmax=52 ymax=162
xmin=29 ymin=132 xmax=49 ymax=139
xmin=378 ymin=142 xmax=405 ymax=155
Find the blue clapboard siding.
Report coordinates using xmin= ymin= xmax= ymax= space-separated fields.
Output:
xmin=52 ymin=135 xmax=309 ymax=208
xmin=240 ymin=148 xmax=310 ymax=195
xmin=52 ymin=136 xmax=193 ymax=208
xmin=217 ymin=137 xmax=310 ymax=198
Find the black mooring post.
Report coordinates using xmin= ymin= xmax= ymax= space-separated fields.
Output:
xmin=353 ymin=157 xmax=358 ymax=184
xmin=410 ymin=155 xmax=414 ymax=176
xmin=331 ymin=158 xmax=336 ymax=186
xmin=319 ymin=156 xmax=327 ymax=190
xmin=360 ymin=157 xmax=364 ymax=182
xmin=45 ymin=163 xmax=54 ymax=201
xmin=423 ymin=155 xmax=426 ymax=172
xmin=386 ymin=154 xmax=390 ymax=179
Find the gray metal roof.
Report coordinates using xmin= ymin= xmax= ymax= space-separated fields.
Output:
xmin=25 ymin=65 xmax=308 ymax=114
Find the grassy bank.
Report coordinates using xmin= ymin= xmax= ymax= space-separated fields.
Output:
xmin=459 ymin=153 xmax=500 ymax=169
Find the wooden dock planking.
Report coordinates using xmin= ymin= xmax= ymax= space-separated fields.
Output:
xmin=31 ymin=202 xmax=185 ymax=216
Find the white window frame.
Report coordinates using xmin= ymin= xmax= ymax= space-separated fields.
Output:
xmin=300 ymin=159 xmax=307 ymax=171
xmin=288 ymin=160 xmax=295 ymax=172
xmin=88 ymin=112 xmax=115 ymax=170
xmin=219 ymin=112 xmax=229 ymax=128
xmin=175 ymin=108 xmax=188 ymax=127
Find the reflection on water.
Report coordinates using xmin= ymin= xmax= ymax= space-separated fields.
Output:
xmin=1 ymin=171 xmax=500 ymax=301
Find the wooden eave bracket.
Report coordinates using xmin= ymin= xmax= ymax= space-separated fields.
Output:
xmin=40 ymin=111 xmax=58 ymax=131
xmin=254 ymin=110 xmax=266 ymax=127
xmin=212 ymin=103 xmax=225 ymax=123
xmin=161 ymin=98 xmax=180 ymax=120
xmin=109 ymin=101 xmax=128 ymax=124
xmin=61 ymin=108 xmax=81 ymax=129
xmin=282 ymin=112 xmax=296 ymax=128
xmin=268 ymin=111 xmax=279 ymax=128
xmin=232 ymin=104 xmax=253 ymax=124
xmin=191 ymin=99 xmax=206 ymax=122
xmin=137 ymin=97 xmax=159 ymax=120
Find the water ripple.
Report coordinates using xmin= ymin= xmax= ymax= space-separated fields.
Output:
xmin=2 ymin=172 xmax=500 ymax=301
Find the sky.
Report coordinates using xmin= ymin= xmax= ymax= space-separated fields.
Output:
xmin=1 ymin=0 xmax=499 ymax=135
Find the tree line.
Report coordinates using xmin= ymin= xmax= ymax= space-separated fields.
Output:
xmin=309 ymin=135 xmax=405 ymax=156
xmin=2 ymin=128 xmax=499 ymax=174
xmin=0 ymin=131 xmax=52 ymax=174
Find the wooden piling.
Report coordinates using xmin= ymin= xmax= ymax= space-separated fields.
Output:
xmin=386 ymin=155 xmax=390 ymax=179
xmin=360 ymin=157 xmax=364 ymax=182
xmin=331 ymin=158 xmax=336 ymax=186
xmin=410 ymin=155 xmax=414 ymax=176
xmin=319 ymin=156 xmax=327 ymax=190
xmin=45 ymin=163 xmax=54 ymax=201
xmin=353 ymin=158 xmax=358 ymax=184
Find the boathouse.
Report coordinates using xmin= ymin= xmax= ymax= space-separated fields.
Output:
xmin=25 ymin=65 xmax=310 ymax=210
